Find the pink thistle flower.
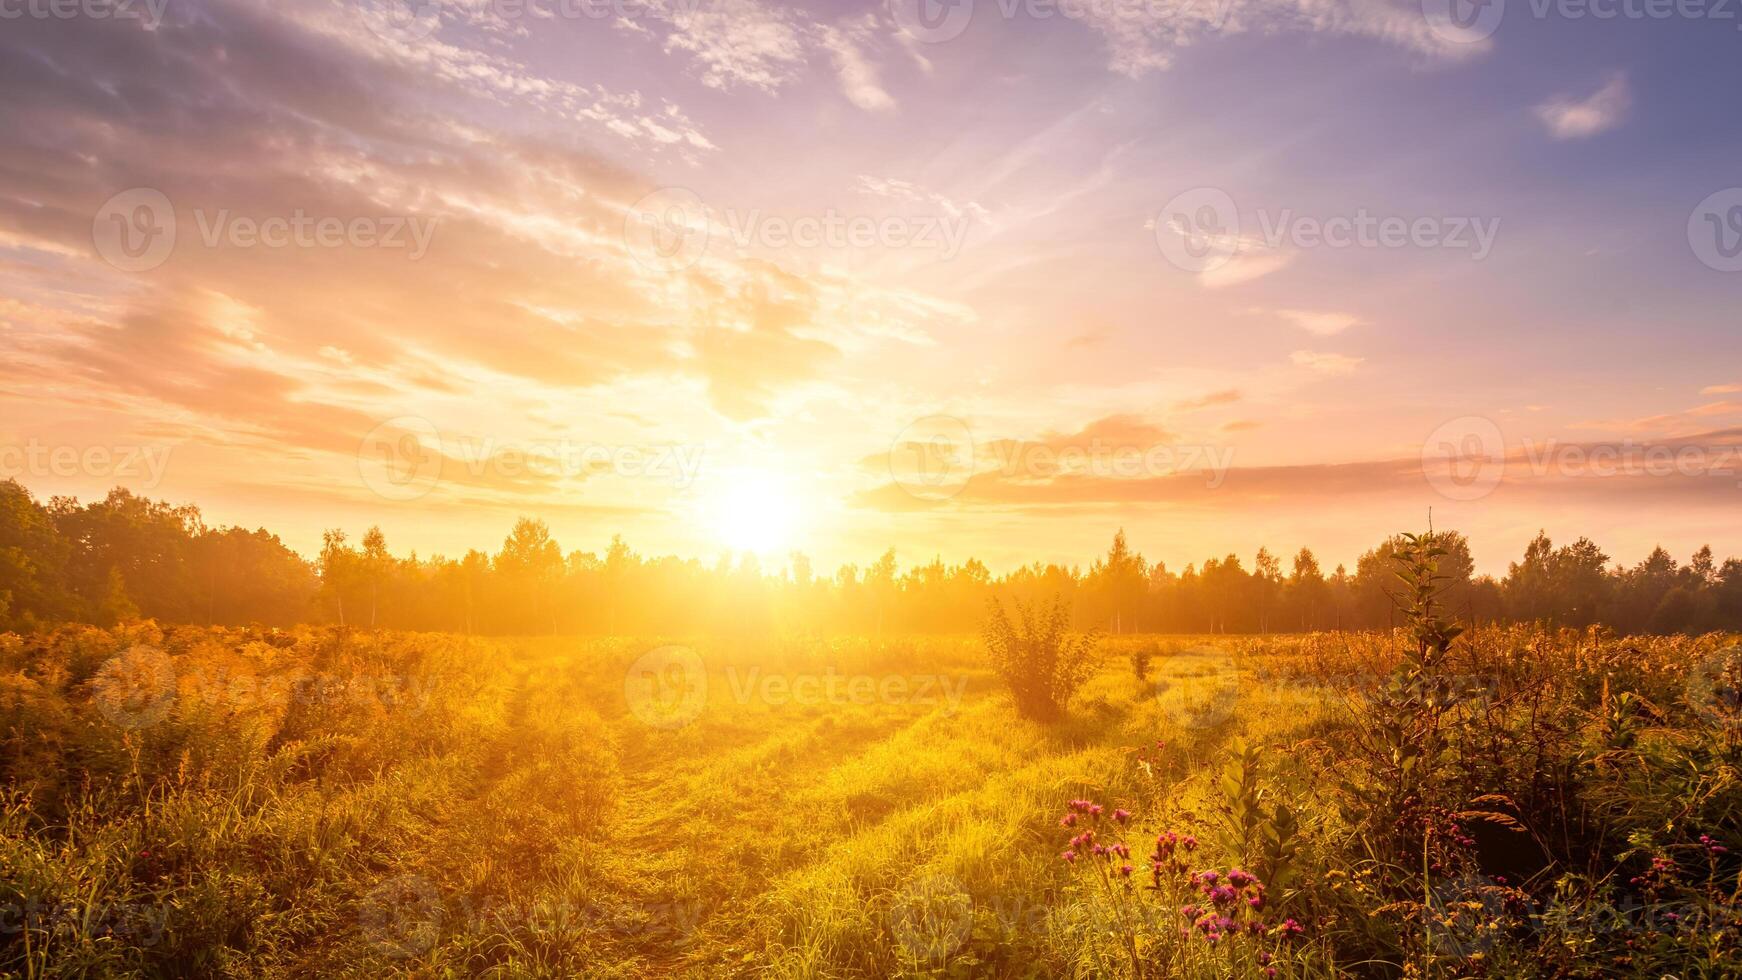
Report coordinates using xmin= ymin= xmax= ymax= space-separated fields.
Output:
xmin=1120 ymin=863 xmax=1134 ymax=877
xmin=1060 ymin=813 xmax=1077 ymax=828
xmin=1112 ymin=808 xmax=1131 ymax=824
xmin=1062 ymin=850 xmax=1077 ymax=863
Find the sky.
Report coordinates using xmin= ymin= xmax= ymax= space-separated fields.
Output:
xmin=1 ymin=0 xmax=1740 ymax=577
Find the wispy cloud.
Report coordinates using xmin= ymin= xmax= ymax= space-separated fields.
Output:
xmin=1290 ymin=350 xmax=1363 ymax=375
xmin=1200 ymin=251 xmax=1294 ymax=288
xmin=1535 ymin=73 xmax=1631 ymax=140
xmin=1266 ymin=308 xmax=1364 ymax=336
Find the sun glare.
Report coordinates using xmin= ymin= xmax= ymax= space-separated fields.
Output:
xmin=705 ymin=472 xmax=804 ymax=556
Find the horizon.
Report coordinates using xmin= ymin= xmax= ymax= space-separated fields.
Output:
xmin=1 ymin=476 xmax=1730 ymax=583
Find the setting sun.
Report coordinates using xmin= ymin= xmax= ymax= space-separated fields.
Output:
xmin=703 ymin=472 xmax=806 ymax=556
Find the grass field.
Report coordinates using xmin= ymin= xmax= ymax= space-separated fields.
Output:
xmin=3 ymin=619 xmax=1740 ymax=977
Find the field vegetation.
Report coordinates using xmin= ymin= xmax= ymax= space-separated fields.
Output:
xmin=2 ymin=535 xmax=1738 ymax=977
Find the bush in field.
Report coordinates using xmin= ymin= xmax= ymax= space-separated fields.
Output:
xmin=982 ymin=595 xmax=1099 ymax=721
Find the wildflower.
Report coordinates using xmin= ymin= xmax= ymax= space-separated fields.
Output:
xmin=1198 ymin=870 xmax=1221 ymax=886
xmin=1209 ymin=885 xmax=1238 ymax=906
xmin=1227 ymin=868 xmax=1256 ymax=888
xmin=1112 ymin=808 xmax=1131 ymax=824
xmin=1181 ymin=904 xmax=1200 ymax=919
xmin=1279 ymin=918 xmax=1304 ymax=938
xmin=1059 ymin=813 xmax=1077 ymax=828
xmin=1120 ymin=863 xmax=1134 ymax=877
xmin=1062 ymin=850 xmax=1077 ymax=863
xmin=1247 ymin=894 xmax=1265 ymax=911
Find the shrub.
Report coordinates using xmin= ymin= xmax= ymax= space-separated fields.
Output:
xmin=982 ymin=595 xmax=1099 ymax=721
xmin=1130 ymin=645 xmax=1153 ymax=683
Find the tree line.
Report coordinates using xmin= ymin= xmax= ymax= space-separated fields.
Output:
xmin=2 ymin=480 xmax=1739 ymax=636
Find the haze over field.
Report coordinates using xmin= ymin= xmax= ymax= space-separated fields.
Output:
xmin=2 ymin=0 xmax=1740 ymax=576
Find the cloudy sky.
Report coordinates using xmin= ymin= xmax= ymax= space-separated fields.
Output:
xmin=1 ymin=0 xmax=1739 ymax=575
